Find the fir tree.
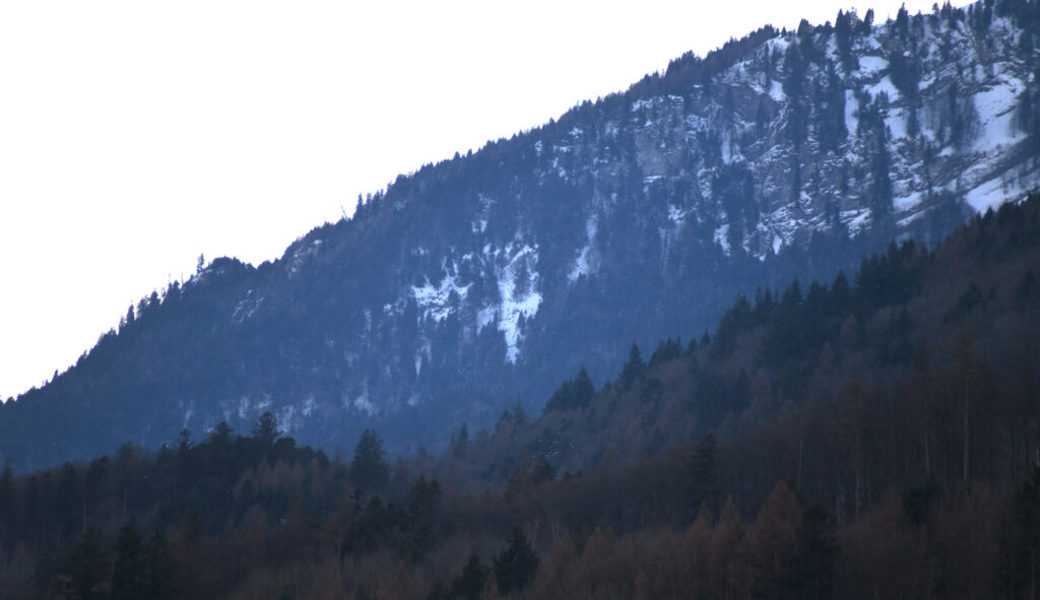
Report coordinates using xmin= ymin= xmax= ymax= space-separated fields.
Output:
xmin=619 ymin=343 xmax=646 ymax=391
xmin=350 ymin=429 xmax=389 ymax=491
xmin=493 ymin=525 xmax=539 ymax=595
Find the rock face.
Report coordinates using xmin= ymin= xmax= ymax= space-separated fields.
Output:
xmin=3 ymin=1 xmax=1039 ymax=470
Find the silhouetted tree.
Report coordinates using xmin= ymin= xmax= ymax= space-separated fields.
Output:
xmin=350 ymin=429 xmax=389 ymax=491
xmin=51 ymin=527 xmax=109 ymax=600
xmin=619 ymin=343 xmax=646 ymax=391
xmin=253 ymin=412 xmax=281 ymax=450
xmin=544 ymin=366 xmax=596 ymax=412
xmin=494 ymin=525 xmax=539 ymax=595
xmin=452 ymin=554 xmax=487 ymax=600
xmin=111 ymin=523 xmax=147 ymax=600
xmin=404 ymin=476 xmax=442 ymax=561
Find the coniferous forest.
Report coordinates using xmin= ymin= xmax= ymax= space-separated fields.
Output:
xmin=1 ymin=197 xmax=1039 ymax=599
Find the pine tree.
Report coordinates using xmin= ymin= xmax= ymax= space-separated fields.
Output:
xmin=572 ymin=366 xmax=595 ymax=407
xmin=619 ymin=343 xmax=646 ymax=391
xmin=143 ymin=530 xmax=176 ymax=600
xmin=494 ymin=525 xmax=539 ymax=595
xmin=111 ymin=524 xmax=147 ymax=600
xmin=350 ymin=429 xmax=389 ymax=491
xmin=52 ymin=527 xmax=109 ymax=600
xmin=688 ymin=433 xmax=719 ymax=515
xmin=452 ymin=554 xmax=487 ymax=600
xmin=253 ymin=411 xmax=281 ymax=450
xmin=835 ymin=9 xmax=855 ymax=71
xmin=404 ymin=476 xmax=441 ymax=561
xmin=544 ymin=366 xmax=596 ymax=413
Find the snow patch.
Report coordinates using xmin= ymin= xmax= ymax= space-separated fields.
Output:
xmin=964 ymin=175 xmax=1028 ymax=213
xmin=631 ymin=98 xmax=653 ymax=112
xmin=411 ymin=270 xmax=471 ymax=322
xmin=668 ymin=204 xmax=686 ymax=226
xmin=714 ymin=223 xmax=731 ymax=254
xmin=568 ymin=215 xmax=599 ymax=283
xmin=482 ymin=243 xmax=542 ymax=363
xmin=232 ymin=293 xmax=263 ymax=324
xmin=972 ymin=79 xmax=1024 ymax=153
xmin=867 ymin=76 xmax=899 ymax=101
xmin=569 ymin=246 xmax=592 ymax=282
xmin=497 ymin=245 xmax=542 ymax=363
xmin=857 ymin=55 xmax=888 ymax=75
xmin=766 ymin=37 xmax=790 ymax=55
xmin=886 ymin=109 xmax=907 ymax=139
xmin=842 ymin=208 xmax=873 ymax=236
xmin=894 ymin=190 xmax=925 ymax=212
xmin=276 ymin=405 xmax=297 ymax=434
xmin=353 ymin=393 xmax=377 ymax=416
xmin=844 ymin=91 xmax=859 ymax=135
xmin=477 ymin=306 xmax=497 ymax=331
xmin=414 ymin=339 xmax=432 ymax=377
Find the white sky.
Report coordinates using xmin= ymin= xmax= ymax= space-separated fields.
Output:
xmin=0 ymin=0 xmax=964 ymax=400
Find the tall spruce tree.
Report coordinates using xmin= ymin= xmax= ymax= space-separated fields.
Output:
xmin=350 ymin=429 xmax=389 ymax=492
xmin=494 ymin=525 xmax=539 ymax=596
xmin=619 ymin=343 xmax=646 ymax=391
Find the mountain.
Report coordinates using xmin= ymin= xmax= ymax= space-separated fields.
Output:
xmin=3 ymin=0 xmax=1039 ymax=471
xmin=3 ymin=196 xmax=1039 ymax=600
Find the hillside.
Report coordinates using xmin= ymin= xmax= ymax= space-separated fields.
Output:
xmin=1 ymin=195 xmax=1037 ymax=600
xmin=3 ymin=0 xmax=1040 ymax=470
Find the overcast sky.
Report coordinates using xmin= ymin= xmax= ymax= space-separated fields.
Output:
xmin=0 ymin=0 xmax=964 ymax=400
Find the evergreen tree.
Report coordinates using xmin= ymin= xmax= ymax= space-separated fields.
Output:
xmin=793 ymin=504 xmax=838 ymax=598
xmin=252 ymin=411 xmax=281 ymax=450
xmin=350 ymin=429 xmax=389 ymax=491
xmin=835 ymin=9 xmax=855 ymax=71
xmin=571 ymin=366 xmax=595 ymax=406
xmin=111 ymin=524 xmax=147 ymax=600
xmin=52 ymin=527 xmax=109 ymax=600
xmin=451 ymin=554 xmax=487 ymax=600
xmin=688 ymin=433 xmax=719 ymax=514
xmin=143 ymin=530 xmax=176 ymax=600
xmin=451 ymin=423 xmax=469 ymax=458
xmin=896 ymin=3 xmax=910 ymax=37
xmin=619 ymin=343 xmax=646 ymax=391
xmin=493 ymin=525 xmax=539 ymax=595
xmin=55 ymin=463 xmax=80 ymax=538
xmin=544 ymin=366 xmax=596 ymax=413
xmin=404 ymin=476 xmax=442 ymax=561
xmin=649 ymin=337 xmax=683 ymax=368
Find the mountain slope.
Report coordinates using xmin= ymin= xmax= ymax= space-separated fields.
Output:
xmin=2 ymin=197 xmax=1039 ymax=600
xmin=3 ymin=0 xmax=1040 ymax=470
xmin=431 ymin=194 xmax=1040 ymax=497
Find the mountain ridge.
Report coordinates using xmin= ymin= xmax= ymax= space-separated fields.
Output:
xmin=2 ymin=0 xmax=1039 ymax=471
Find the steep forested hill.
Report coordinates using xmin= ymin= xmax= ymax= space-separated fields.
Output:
xmin=3 ymin=0 xmax=1040 ymax=472
xmin=1 ymin=195 xmax=1038 ymax=600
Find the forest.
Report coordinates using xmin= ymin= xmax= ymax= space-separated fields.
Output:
xmin=1 ymin=196 xmax=1039 ymax=599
